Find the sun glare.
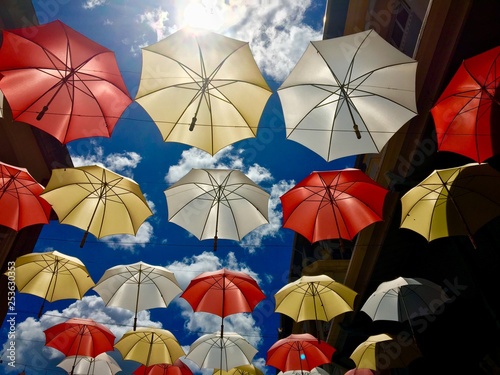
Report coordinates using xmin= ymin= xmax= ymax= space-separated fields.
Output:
xmin=182 ymin=1 xmax=224 ymax=31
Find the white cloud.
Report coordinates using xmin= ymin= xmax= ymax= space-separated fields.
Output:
xmin=82 ymin=0 xmax=107 ymax=10
xmin=139 ymin=7 xmax=172 ymax=41
xmin=101 ymin=220 xmax=154 ymax=251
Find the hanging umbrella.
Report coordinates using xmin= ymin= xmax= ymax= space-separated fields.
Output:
xmin=360 ymin=277 xmax=449 ymax=340
xmin=40 ymin=165 xmax=153 ymax=247
xmin=0 ymin=161 xmax=52 ymax=231
xmin=94 ymin=261 xmax=182 ymax=330
xmin=274 ymin=274 xmax=357 ymax=322
xmin=13 ymin=250 xmax=95 ymax=318
xmin=266 ymin=333 xmax=335 ymax=373
xmin=180 ymin=268 xmax=265 ymax=336
xmin=165 ymin=168 xmax=269 ymax=250
xmin=279 ymin=169 xmax=389 ymax=249
xmin=431 ymin=46 xmax=500 ymax=163
xmin=44 ymin=318 xmax=116 ymax=375
xmin=185 ymin=331 xmax=258 ymax=373
xmin=114 ymin=328 xmax=185 ymax=369
xmin=277 ymin=366 xmax=329 ymax=375
xmin=344 ymin=369 xmax=375 ymax=375
xmin=0 ymin=19 xmax=132 ymax=143
xmin=277 ymin=29 xmax=418 ymax=162
xmin=135 ymin=27 xmax=272 ymax=155
xmin=213 ymin=364 xmax=264 ymax=375
xmin=57 ymin=352 xmax=121 ymax=375
xmin=399 ymin=162 xmax=500 ymax=248
xmin=134 ymin=359 xmax=193 ymax=375
xmin=349 ymin=334 xmax=421 ymax=371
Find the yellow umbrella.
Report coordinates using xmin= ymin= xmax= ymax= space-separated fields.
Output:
xmin=274 ymin=274 xmax=357 ymax=322
xmin=40 ymin=165 xmax=153 ymax=247
xmin=349 ymin=334 xmax=421 ymax=371
xmin=115 ymin=328 xmax=185 ymax=368
xmin=12 ymin=250 xmax=95 ymax=317
xmin=400 ymin=162 xmax=500 ymax=248
xmin=213 ymin=364 xmax=264 ymax=375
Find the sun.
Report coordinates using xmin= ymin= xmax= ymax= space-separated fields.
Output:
xmin=181 ymin=1 xmax=224 ymax=31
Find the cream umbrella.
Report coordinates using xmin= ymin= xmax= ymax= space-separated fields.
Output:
xmin=40 ymin=165 xmax=153 ymax=247
xmin=213 ymin=364 xmax=264 ymax=375
xmin=57 ymin=353 xmax=121 ymax=375
xmin=12 ymin=250 xmax=95 ymax=318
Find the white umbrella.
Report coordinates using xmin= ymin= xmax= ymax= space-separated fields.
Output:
xmin=185 ymin=331 xmax=257 ymax=373
xmin=94 ymin=261 xmax=182 ymax=330
xmin=57 ymin=353 xmax=121 ymax=375
xmin=277 ymin=29 xmax=418 ymax=162
xmin=165 ymin=168 xmax=270 ymax=250
xmin=278 ymin=367 xmax=329 ymax=375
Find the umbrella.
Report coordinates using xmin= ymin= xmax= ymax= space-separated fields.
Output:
xmin=213 ymin=364 xmax=264 ymax=375
xmin=0 ymin=161 xmax=52 ymax=231
xmin=274 ymin=274 xmax=357 ymax=322
xmin=185 ymin=331 xmax=258 ymax=373
xmin=266 ymin=333 xmax=335 ymax=373
xmin=134 ymin=359 xmax=193 ymax=375
xmin=399 ymin=162 xmax=500 ymax=248
xmin=13 ymin=250 xmax=95 ymax=318
xmin=360 ymin=277 xmax=449 ymax=340
xmin=94 ymin=261 xmax=182 ymax=330
xmin=180 ymin=268 xmax=265 ymax=336
xmin=349 ymin=334 xmax=421 ymax=371
xmin=135 ymin=27 xmax=272 ymax=155
xmin=57 ymin=352 xmax=121 ymax=375
xmin=114 ymin=328 xmax=185 ymax=368
xmin=277 ymin=29 xmax=418 ymax=162
xmin=165 ymin=168 xmax=269 ymax=250
xmin=44 ymin=318 xmax=115 ymax=375
xmin=431 ymin=46 xmax=500 ymax=163
xmin=40 ymin=165 xmax=153 ymax=247
xmin=0 ymin=20 xmax=132 ymax=143
xmin=279 ymin=169 xmax=389 ymax=249
xmin=344 ymin=369 xmax=375 ymax=375
xmin=277 ymin=367 xmax=329 ymax=375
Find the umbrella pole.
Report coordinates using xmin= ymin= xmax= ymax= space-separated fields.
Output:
xmin=214 ymin=188 xmax=222 ymax=251
xmin=134 ymin=268 xmax=143 ymax=330
xmin=189 ymin=78 xmax=210 ymax=131
xmin=80 ymin=183 xmax=106 ymax=248
xmin=38 ymin=260 xmax=59 ymax=318
xmin=144 ymin=332 xmax=155 ymax=375
xmin=70 ymin=327 xmax=85 ymax=375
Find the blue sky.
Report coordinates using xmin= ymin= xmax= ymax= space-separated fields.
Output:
xmin=1 ymin=1 xmax=356 ymax=374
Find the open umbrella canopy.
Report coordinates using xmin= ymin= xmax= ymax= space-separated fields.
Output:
xmin=94 ymin=261 xmax=182 ymax=330
xmin=185 ymin=331 xmax=258 ymax=372
xmin=0 ymin=19 xmax=132 ymax=143
xmin=40 ymin=165 xmax=153 ymax=247
xmin=165 ymin=168 xmax=269 ymax=250
xmin=57 ymin=352 xmax=121 ymax=375
xmin=114 ymin=328 xmax=185 ymax=368
xmin=13 ymin=250 xmax=95 ymax=317
xmin=213 ymin=364 xmax=264 ymax=375
xmin=400 ymin=162 xmax=500 ymax=248
xmin=44 ymin=317 xmax=115 ymax=358
xmin=431 ymin=46 xmax=500 ymax=163
xmin=280 ymin=169 xmax=389 ymax=245
xmin=0 ymin=161 xmax=52 ymax=231
xmin=349 ymin=334 xmax=421 ymax=371
xmin=274 ymin=274 xmax=357 ymax=322
xmin=135 ymin=27 xmax=272 ymax=155
xmin=266 ymin=333 xmax=335 ymax=373
xmin=277 ymin=29 xmax=418 ymax=162
xmin=277 ymin=366 xmax=329 ymax=375
xmin=134 ymin=359 xmax=193 ymax=375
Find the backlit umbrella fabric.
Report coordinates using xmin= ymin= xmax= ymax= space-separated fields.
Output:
xmin=134 ymin=359 xmax=193 ymax=375
xmin=278 ymin=366 xmax=329 ymax=375
xmin=214 ymin=364 xmax=264 ymax=375
xmin=280 ymin=169 xmax=388 ymax=244
xmin=135 ymin=27 xmax=272 ymax=155
xmin=0 ymin=161 xmax=51 ymax=231
xmin=431 ymin=46 xmax=500 ymax=163
xmin=266 ymin=333 xmax=335 ymax=372
xmin=0 ymin=19 xmax=132 ymax=143
xmin=400 ymin=162 xmax=500 ymax=247
xmin=277 ymin=29 xmax=418 ymax=162
xmin=165 ymin=168 xmax=269 ymax=250
xmin=40 ymin=165 xmax=153 ymax=247
xmin=185 ymin=331 xmax=258 ymax=372
xmin=13 ymin=250 xmax=95 ymax=317
xmin=114 ymin=328 xmax=185 ymax=367
xmin=94 ymin=261 xmax=182 ymax=330
xmin=57 ymin=353 xmax=121 ymax=375
xmin=274 ymin=274 xmax=357 ymax=322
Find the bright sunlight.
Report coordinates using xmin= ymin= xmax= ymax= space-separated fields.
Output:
xmin=181 ymin=1 xmax=224 ymax=31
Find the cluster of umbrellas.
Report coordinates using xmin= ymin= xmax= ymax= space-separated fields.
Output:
xmin=0 ymin=15 xmax=499 ymax=375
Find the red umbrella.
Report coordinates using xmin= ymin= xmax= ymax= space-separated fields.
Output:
xmin=44 ymin=317 xmax=115 ymax=375
xmin=266 ymin=333 xmax=335 ymax=373
xmin=431 ymin=46 xmax=500 ymax=163
xmin=180 ymin=268 xmax=265 ymax=336
xmin=0 ymin=19 xmax=132 ymax=144
xmin=0 ymin=161 xmax=51 ymax=231
xmin=279 ymin=169 xmax=388 ymax=247
xmin=134 ymin=359 xmax=193 ymax=375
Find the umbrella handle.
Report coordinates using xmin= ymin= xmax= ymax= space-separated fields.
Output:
xmin=213 ymin=235 xmax=218 ymax=251
xmin=80 ymin=231 xmax=89 ymax=248
xmin=353 ymin=124 xmax=362 ymax=139
xmin=36 ymin=105 xmax=49 ymax=121
xmin=189 ymin=116 xmax=197 ymax=131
